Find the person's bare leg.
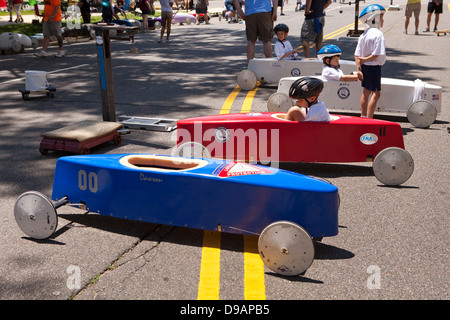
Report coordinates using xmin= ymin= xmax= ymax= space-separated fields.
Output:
xmin=263 ymin=41 xmax=272 ymax=58
xmin=247 ymin=40 xmax=256 ymax=61
xmin=302 ymin=40 xmax=310 ymax=58
xmin=434 ymin=14 xmax=440 ymax=30
xmin=360 ymin=88 xmax=371 ymax=117
xmin=42 ymin=36 xmax=50 ymax=52
xmin=367 ymin=90 xmax=380 ymax=118
xmin=160 ymin=17 xmax=166 ymax=41
xmin=166 ymin=18 xmax=172 ymax=41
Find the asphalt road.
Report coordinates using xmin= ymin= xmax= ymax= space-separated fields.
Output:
xmin=0 ymin=0 xmax=448 ymax=306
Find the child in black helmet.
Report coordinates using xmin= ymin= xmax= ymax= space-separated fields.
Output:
xmin=274 ymin=23 xmax=301 ymax=60
xmin=286 ymin=77 xmax=331 ymax=122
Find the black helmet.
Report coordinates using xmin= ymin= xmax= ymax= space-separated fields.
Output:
xmin=289 ymin=77 xmax=324 ymax=100
xmin=274 ymin=23 xmax=289 ymax=33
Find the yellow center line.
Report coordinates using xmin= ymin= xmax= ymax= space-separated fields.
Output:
xmin=221 ymin=22 xmax=358 ymax=115
xmin=220 ymin=85 xmax=241 ymax=114
xmin=197 ymin=230 xmax=221 ymax=300
xmin=199 ymin=23 xmax=358 ymax=300
xmin=240 ymin=82 xmax=260 ymax=113
xmin=243 ymin=235 xmax=266 ymax=300
xmin=323 ymin=21 xmax=361 ymax=40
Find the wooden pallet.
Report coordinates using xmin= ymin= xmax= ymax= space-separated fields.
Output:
xmin=39 ymin=120 xmax=124 ymax=155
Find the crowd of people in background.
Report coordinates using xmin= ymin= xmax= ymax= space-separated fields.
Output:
xmin=5 ymin=0 xmax=444 ymax=85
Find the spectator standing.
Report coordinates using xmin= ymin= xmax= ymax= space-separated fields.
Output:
xmin=195 ymin=0 xmax=210 ymax=24
xmin=34 ymin=0 xmax=65 ymax=57
xmin=300 ymin=0 xmax=331 ymax=58
xmin=225 ymin=0 xmax=241 ymax=23
xmin=159 ymin=0 xmax=173 ymax=43
xmin=102 ymin=0 xmax=114 ymax=23
xmin=278 ymin=0 xmax=285 ymax=16
xmin=78 ymin=0 xmax=91 ymax=24
xmin=7 ymin=0 xmax=14 ymax=23
xmin=233 ymin=0 xmax=278 ymax=62
xmin=425 ymin=0 xmax=443 ymax=32
xmin=404 ymin=0 xmax=421 ymax=34
xmin=140 ymin=0 xmax=155 ymax=32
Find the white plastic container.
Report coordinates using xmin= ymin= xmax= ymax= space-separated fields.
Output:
xmin=25 ymin=71 xmax=48 ymax=91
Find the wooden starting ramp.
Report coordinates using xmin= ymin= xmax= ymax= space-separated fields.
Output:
xmin=39 ymin=120 xmax=127 ymax=155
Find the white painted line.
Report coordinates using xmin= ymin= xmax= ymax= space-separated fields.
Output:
xmin=0 ymin=64 xmax=91 ymax=86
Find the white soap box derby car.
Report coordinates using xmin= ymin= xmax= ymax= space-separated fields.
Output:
xmin=268 ymin=76 xmax=442 ymax=128
xmin=0 ymin=32 xmax=39 ymax=53
xmin=237 ymin=57 xmax=356 ymax=91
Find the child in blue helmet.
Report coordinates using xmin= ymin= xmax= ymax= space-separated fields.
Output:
xmin=318 ymin=44 xmax=363 ymax=82
xmin=274 ymin=23 xmax=301 ymax=60
xmin=354 ymin=4 xmax=386 ymax=118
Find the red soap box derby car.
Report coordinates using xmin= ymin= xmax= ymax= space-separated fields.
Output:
xmin=175 ymin=112 xmax=414 ymax=186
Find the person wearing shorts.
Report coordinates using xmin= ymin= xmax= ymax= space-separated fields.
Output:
xmin=225 ymin=0 xmax=241 ymax=23
xmin=425 ymin=0 xmax=443 ymax=32
xmin=13 ymin=0 xmax=23 ymax=23
xmin=139 ymin=0 xmax=154 ymax=32
xmin=34 ymin=0 xmax=64 ymax=57
xmin=404 ymin=0 xmax=421 ymax=35
xmin=354 ymin=4 xmax=386 ymax=118
xmin=195 ymin=0 xmax=209 ymax=24
xmin=233 ymin=0 xmax=277 ymax=62
xmin=159 ymin=0 xmax=173 ymax=43
xmin=300 ymin=0 xmax=331 ymax=58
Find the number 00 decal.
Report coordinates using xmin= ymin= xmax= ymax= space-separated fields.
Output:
xmin=78 ymin=170 xmax=98 ymax=193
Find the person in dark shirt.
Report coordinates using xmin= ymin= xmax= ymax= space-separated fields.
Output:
xmin=300 ymin=0 xmax=331 ymax=57
xmin=78 ymin=0 xmax=91 ymax=24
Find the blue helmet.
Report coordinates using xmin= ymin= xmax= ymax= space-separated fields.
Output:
xmin=359 ymin=4 xmax=386 ymax=25
xmin=317 ymin=44 xmax=342 ymax=61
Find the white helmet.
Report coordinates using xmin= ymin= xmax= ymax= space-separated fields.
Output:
xmin=359 ymin=4 xmax=386 ymax=28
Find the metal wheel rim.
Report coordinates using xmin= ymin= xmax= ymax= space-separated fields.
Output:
xmin=373 ymin=147 xmax=414 ymax=186
xmin=407 ymin=100 xmax=437 ymax=128
xmin=237 ymin=69 xmax=257 ymax=91
xmin=258 ymin=221 xmax=314 ymax=276
xmin=174 ymin=142 xmax=211 ymax=159
xmin=267 ymin=93 xmax=293 ymax=112
xmin=14 ymin=191 xmax=58 ymax=239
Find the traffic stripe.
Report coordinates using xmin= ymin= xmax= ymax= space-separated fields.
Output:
xmin=220 ymin=85 xmax=241 ymax=114
xmin=243 ymin=235 xmax=266 ymax=300
xmin=199 ymin=23 xmax=358 ymax=300
xmin=240 ymin=82 xmax=260 ymax=113
xmin=197 ymin=230 xmax=221 ymax=300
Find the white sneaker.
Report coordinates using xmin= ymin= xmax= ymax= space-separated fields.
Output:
xmin=34 ymin=50 xmax=47 ymax=57
xmin=55 ymin=50 xmax=65 ymax=58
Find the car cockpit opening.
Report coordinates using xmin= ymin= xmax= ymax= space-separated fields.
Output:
xmin=120 ymin=155 xmax=209 ymax=172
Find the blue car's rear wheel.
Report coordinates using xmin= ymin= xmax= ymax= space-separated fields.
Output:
xmin=258 ymin=221 xmax=315 ymax=276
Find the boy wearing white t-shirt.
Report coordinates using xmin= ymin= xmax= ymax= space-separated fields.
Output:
xmin=318 ymin=44 xmax=363 ymax=82
xmin=286 ymin=77 xmax=331 ymax=122
xmin=273 ymin=23 xmax=301 ymax=60
xmin=354 ymin=4 xmax=386 ymax=118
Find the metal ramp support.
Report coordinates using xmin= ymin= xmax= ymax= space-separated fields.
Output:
xmin=118 ymin=116 xmax=177 ymax=132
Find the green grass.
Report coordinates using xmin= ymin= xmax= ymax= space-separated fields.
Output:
xmin=0 ymin=23 xmax=43 ymax=36
xmin=0 ymin=12 xmax=157 ymax=36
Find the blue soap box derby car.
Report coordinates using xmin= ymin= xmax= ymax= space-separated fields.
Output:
xmin=14 ymin=154 xmax=340 ymax=276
